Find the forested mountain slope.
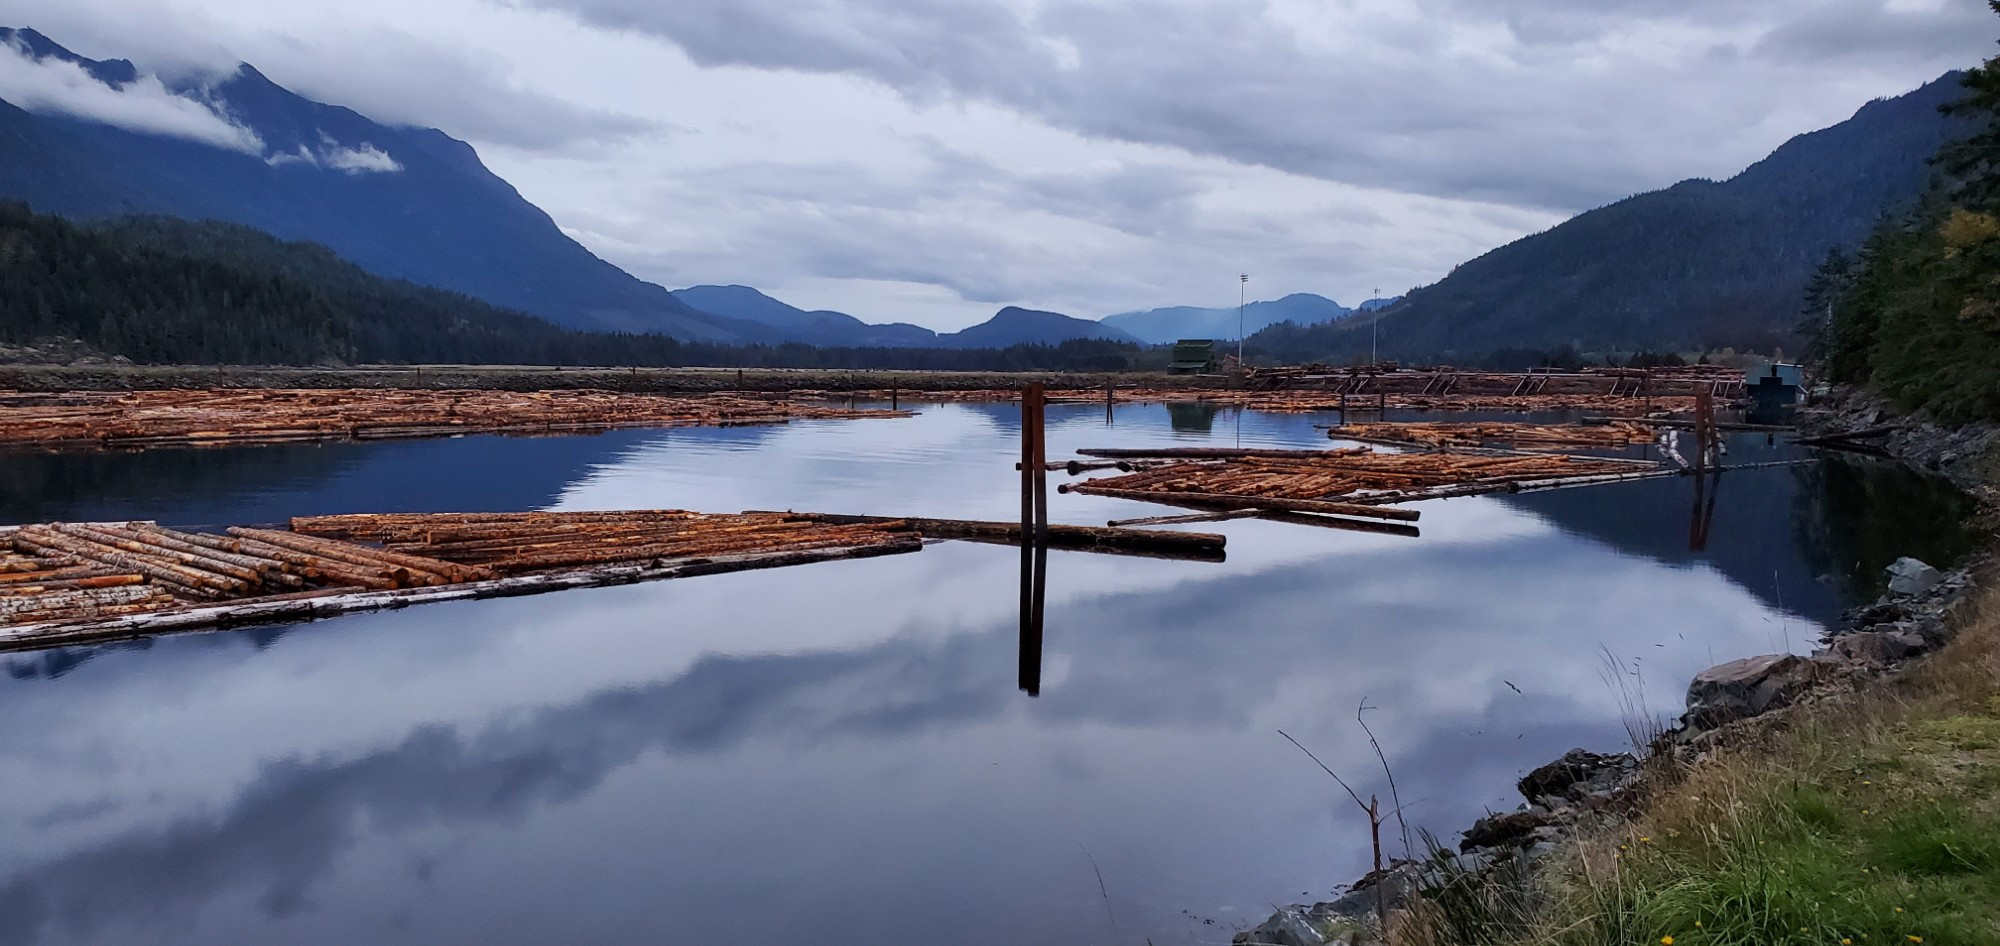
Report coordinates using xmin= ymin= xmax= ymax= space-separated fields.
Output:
xmin=1252 ymin=73 xmax=1968 ymax=363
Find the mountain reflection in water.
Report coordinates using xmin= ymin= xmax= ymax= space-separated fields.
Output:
xmin=0 ymin=404 xmax=1972 ymax=945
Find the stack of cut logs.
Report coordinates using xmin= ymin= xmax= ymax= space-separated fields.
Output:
xmin=0 ymin=389 xmax=912 ymax=450
xmin=290 ymin=510 xmax=921 ymax=574
xmin=3 ymin=521 xmax=486 ymax=620
xmin=1066 ymin=448 xmax=1651 ymax=506
xmin=1327 ymin=421 xmax=1654 ymax=449
xmin=827 ymin=387 xmax=1242 ymax=404
xmin=815 ymin=388 xmax=1696 ymax=413
xmin=1 ymin=539 xmax=180 ymax=625
xmin=1237 ymin=393 xmax=1695 ymax=414
xmin=1 ymin=512 xmax=925 ymax=632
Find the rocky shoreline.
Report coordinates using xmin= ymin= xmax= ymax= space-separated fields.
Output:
xmin=1235 ymin=555 xmax=1989 ymax=946
xmin=1796 ymin=387 xmax=2000 ymax=499
xmin=1235 ymin=395 xmax=2000 ymax=946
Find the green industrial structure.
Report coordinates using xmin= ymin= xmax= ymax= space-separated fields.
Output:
xmin=1170 ymin=339 xmax=1219 ymax=374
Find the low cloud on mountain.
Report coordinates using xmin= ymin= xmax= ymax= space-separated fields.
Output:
xmin=0 ymin=35 xmax=263 ymax=154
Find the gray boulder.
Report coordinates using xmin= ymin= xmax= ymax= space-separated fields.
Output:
xmin=1233 ymin=909 xmax=1325 ymax=946
xmin=1516 ymin=748 xmax=1637 ymax=804
xmin=1842 ymin=598 xmax=1909 ymax=627
xmin=1307 ymin=865 xmax=1420 ymax=927
xmin=1907 ymin=616 xmax=1952 ymax=648
xmin=1461 ymin=808 xmax=1555 ymax=852
xmin=1830 ymin=629 xmax=1927 ymax=666
xmin=1685 ymin=654 xmax=1822 ymax=727
xmin=1886 ymin=558 xmax=1942 ymax=597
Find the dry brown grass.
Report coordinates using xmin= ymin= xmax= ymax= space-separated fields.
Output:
xmin=1395 ymin=573 xmax=2000 ymax=946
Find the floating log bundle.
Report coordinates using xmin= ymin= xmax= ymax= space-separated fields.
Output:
xmin=820 ymin=386 xmax=1700 ymax=414
xmin=3 ymin=520 xmax=481 ymax=617
xmin=1063 ymin=448 xmax=1659 ymax=507
xmin=0 ymin=511 xmax=937 ymax=650
xmin=1237 ymin=393 xmax=1697 ymax=414
xmin=0 ymin=388 xmax=912 ymax=451
xmin=1325 ymin=421 xmax=1655 ymax=450
xmin=0 ymin=506 xmax=1235 ymax=651
xmin=291 ymin=510 xmax=924 ymax=573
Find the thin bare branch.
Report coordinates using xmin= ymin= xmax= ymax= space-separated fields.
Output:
xmin=1357 ymin=698 xmax=1413 ymax=859
xmin=1276 ymin=729 xmax=1372 ymax=815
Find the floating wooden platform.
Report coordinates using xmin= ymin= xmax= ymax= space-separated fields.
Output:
xmin=1324 ymin=420 xmax=1655 ymax=450
xmin=1060 ymin=447 xmax=1664 ymax=508
xmin=0 ymin=510 xmax=1222 ymax=652
xmin=0 ymin=389 xmax=911 ymax=451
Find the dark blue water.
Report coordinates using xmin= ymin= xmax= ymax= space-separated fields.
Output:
xmin=0 ymin=404 xmax=1974 ymax=945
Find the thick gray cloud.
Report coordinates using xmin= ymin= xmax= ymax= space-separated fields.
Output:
xmin=557 ymin=138 xmax=1476 ymax=319
xmin=240 ymin=26 xmax=663 ymax=152
xmin=4 ymin=0 xmax=1990 ymax=326
xmin=521 ymin=0 xmax=1992 ymax=211
xmin=1754 ymin=0 xmax=1994 ymax=66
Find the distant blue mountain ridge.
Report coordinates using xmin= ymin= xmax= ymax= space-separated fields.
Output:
xmin=671 ymin=287 xmax=1139 ymax=347
xmin=1100 ymin=292 xmax=1398 ymax=346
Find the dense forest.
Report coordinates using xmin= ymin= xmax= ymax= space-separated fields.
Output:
xmin=0 ymin=204 xmax=1150 ymax=372
xmin=1813 ymin=9 xmax=2000 ymax=424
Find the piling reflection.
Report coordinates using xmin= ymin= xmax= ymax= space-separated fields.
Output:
xmin=1166 ymin=401 xmax=1220 ymax=433
xmin=1017 ymin=541 xmax=1047 ymax=696
xmin=1688 ymin=469 xmax=1721 ymax=551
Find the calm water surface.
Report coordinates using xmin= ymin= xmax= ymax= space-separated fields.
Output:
xmin=0 ymin=403 xmax=1975 ymax=945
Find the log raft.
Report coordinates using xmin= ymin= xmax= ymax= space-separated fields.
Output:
xmin=1062 ymin=445 xmax=1666 ymax=512
xmin=0 ymin=388 xmax=912 ymax=452
xmin=0 ymin=507 xmax=1227 ymax=652
xmin=1324 ymin=421 xmax=1655 ymax=450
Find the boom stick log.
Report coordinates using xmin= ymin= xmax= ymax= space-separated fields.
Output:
xmin=1067 ymin=487 xmax=1421 ymax=521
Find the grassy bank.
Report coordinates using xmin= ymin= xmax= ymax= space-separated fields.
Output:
xmin=1402 ymin=580 xmax=2000 ymax=946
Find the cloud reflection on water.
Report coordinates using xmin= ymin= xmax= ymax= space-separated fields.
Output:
xmin=0 ymin=403 xmax=1968 ymax=945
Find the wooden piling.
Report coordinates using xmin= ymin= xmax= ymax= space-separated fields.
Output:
xmin=1019 ymin=541 xmax=1045 ymax=696
xmin=1022 ymin=383 xmax=1048 ymax=543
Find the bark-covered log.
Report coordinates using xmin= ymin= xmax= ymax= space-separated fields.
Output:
xmin=1068 ymin=488 xmax=1422 ymax=521
xmin=760 ymin=511 xmax=1226 ymax=556
xmin=11 ymin=530 xmax=237 ymax=598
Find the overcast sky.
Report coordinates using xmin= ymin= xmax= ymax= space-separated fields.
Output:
xmin=4 ymin=0 xmax=1992 ymax=329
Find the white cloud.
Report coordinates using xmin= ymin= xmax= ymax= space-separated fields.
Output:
xmin=262 ymin=144 xmax=312 ymax=167
xmin=318 ymin=138 xmax=401 ymax=174
xmin=0 ymin=35 xmax=263 ymax=154
xmin=262 ymin=138 xmax=403 ymax=174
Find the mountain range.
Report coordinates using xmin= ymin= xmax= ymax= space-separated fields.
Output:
xmin=668 ymin=285 xmax=938 ymax=347
xmin=1102 ymin=292 xmax=1365 ymax=345
xmin=1255 ymin=72 xmax=1968 ymax=362
xmin=670 ymin=286 xmax=1138 ymax=347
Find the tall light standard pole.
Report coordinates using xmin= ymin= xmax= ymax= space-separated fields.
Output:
xmin=1371 ymin=285 xmax=1379 ymax=366
xmin=1238 ymin=274 xmax=1248 ymax=368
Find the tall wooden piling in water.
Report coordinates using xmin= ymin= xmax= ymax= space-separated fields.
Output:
xmin=1021 ymin=383 xmax=1048 ymax=542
